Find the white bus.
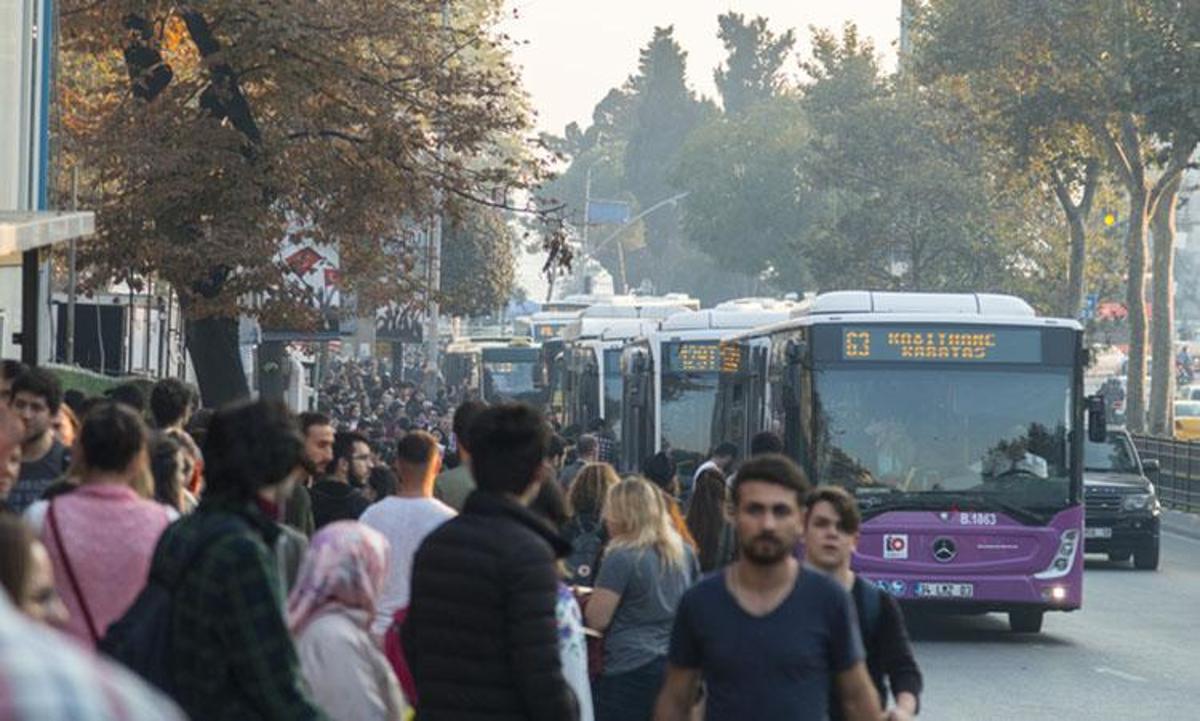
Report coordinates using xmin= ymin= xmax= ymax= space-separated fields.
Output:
xmin=558 ymin=302 xmax=691 ymax=436
xmin=618 ymin=302 xmax=800 ymax=474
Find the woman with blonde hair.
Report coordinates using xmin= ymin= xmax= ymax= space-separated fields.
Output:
xmin=562 ymin=462 xmax=619 ymax=586
xmin=585 ymin=477 xmax=699 ymax=721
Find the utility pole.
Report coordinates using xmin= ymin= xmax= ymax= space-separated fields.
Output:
xmin=66 ymin=167 xmax=78 ymax=364
xmin=425 ymin=0 xmax=450 ymax=369
xmin=581 ymin=167 xmax=593 ymax=294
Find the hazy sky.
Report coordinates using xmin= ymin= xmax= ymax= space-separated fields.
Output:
xmin=501 ymin=0 xmax=903 ymax=135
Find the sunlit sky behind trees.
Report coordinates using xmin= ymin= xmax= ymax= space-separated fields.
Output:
xmin=504 ymin=0 xmax=901 ymax=295
xmin=502 ymin=0 xmax=901 ymax=134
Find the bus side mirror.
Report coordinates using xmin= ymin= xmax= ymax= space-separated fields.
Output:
xmin=1086 ymin=395 xmax=1107 ymax=443
xmin=1143 ymin=459 xmax=1160 ymax=474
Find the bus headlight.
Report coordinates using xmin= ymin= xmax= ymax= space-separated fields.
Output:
xmin=1041 ymin=585 xmax=1069 ymax=603
xmin=1035 ymin=529 xmax=1080 ymax=580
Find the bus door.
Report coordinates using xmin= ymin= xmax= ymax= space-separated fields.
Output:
xmin=621 ymin=349 xmax=653 ymax=472
xmin=749 ymin=346 xmax=769 ymax=440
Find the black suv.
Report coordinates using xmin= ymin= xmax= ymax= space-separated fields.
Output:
xmin=1083 ymin=429 xmax=1161 ymax=570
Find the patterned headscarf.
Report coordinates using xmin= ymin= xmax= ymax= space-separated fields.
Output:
xmin=287 ymin=521 xmax=391 ymax=635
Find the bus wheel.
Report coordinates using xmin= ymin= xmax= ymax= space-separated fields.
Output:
xmin=1009 ymin=609 xmax=1044 ymax=633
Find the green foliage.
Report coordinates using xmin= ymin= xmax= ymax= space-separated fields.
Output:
xmin=914 ymin=0 xmax=1200 ymax=433
xmin=440 ymin=208 xmax=517 ymax=317
xmin=674 ymin=97 xmax=813 ymax=285
xmin=622 ymin=27 xmax=717 ymax=279
xmin=714 ymin=13 xmax=796 ymax=115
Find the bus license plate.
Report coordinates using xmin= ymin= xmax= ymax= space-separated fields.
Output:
xmin=915 ymin=582 xmax=974 ymax=599
xmin=1085 ymin=527 xmax=1113 ymax=539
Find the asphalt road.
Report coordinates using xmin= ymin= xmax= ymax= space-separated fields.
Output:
xmin=908 ymin=530 xmax=1200 ymax=720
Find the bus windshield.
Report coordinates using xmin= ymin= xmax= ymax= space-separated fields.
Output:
xmin=482 ymin=350 xmax=538 ymax=403
xmin=604 ymin=348 xmax=623 ymax=434
xmin=814 ymin=366 xmax=1074 ymax=515
xmin=661 ymin=370 xmax=719 ymax=467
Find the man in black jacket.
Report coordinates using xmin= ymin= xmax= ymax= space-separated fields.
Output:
xmin=804 ymin=486 xmax=923 ymax=721
xmin=405 ymin=403 xmax=579 ymax=721
xmin=309 ymin=430 xmax=371 ymax=529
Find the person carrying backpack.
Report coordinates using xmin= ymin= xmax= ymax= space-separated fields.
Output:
xmin=103 ymin=399 xmax=326 ymax=721
xmin=562 ymin=463 xmax=619 ymax=586
xmin=803 ymin=486 xmax=923 ymax=721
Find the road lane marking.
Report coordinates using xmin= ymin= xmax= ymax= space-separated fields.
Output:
xmin=1094 ymin=667 xmax=1147 ymax=683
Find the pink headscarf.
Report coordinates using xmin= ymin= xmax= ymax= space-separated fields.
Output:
xmin=287 ymin=521 xmax=391 ymax=635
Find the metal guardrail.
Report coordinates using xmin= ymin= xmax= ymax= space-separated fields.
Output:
xmin=1130 ymin=434 xmax=1200 ymax=513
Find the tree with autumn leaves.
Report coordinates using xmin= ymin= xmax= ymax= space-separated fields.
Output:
xmin=56 ymin=0 xmax=555 ymax=405
xmin=915 ymin=0 xmax=1200 ymax=433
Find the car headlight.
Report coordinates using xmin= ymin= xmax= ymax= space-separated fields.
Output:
xmin=1122 ymin=493 xmax=1153 ymax=511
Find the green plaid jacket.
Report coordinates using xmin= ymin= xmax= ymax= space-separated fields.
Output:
xmin=153 ymin=498 xmax=326 ymax=721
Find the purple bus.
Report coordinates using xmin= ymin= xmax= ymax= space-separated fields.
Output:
xmin=712 ymin=291 xmax=1107 ymax=633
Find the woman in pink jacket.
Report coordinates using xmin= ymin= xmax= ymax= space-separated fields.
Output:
xmin=32 ymin=402 xmax=172 ymax=648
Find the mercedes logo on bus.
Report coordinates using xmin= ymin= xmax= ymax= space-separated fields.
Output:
xmin=932 ymin=538 xmax=957 ymax=563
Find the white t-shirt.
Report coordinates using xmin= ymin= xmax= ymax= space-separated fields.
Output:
xmin=359 ymin=496 xmax=456 ymax=637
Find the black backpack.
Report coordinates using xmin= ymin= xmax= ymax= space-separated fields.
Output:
xmin=855 ymin=579 xmax=884 ymax=646
xmin=99 ymin=517 xmax=243 ymax=694
xmin=564 ymin=516 xmax=606 ymax=587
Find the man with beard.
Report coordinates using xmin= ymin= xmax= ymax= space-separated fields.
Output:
xmin=309 ymin=430 xmax=371 ymax=529
xmin=8 ymin=369 xmax=69 ymax=514
xmin=654 ymin=454 xmax=883 ymax=721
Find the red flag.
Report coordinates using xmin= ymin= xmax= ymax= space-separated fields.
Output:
xmin=285 ymin=247 xmax=322 ymax=276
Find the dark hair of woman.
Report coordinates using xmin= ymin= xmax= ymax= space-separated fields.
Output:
xmin=685 ymin=468 xmax=731 ymax=572
xmin=0 ymin=514 xmax=34 ymax=604
xmin=567 ymin=463 xmax=620 ymax=519
xmin=529 ymin=468 xmax=570 ymax=532
xmin=149 ymin=431 xmax=185 ymax=511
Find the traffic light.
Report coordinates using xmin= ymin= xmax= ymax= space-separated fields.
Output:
xmin=1103 ymin=211 xmax=1117 ymax=227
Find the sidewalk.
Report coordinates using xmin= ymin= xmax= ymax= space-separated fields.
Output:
xmin=1162 ymin=508 xmax=1200 ymax=541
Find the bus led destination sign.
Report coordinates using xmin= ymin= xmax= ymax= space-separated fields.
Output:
xmin=841 ymin=327 xmax=1043 ymax=363
xmin=666 ymin=342 xmax=721 ymax=372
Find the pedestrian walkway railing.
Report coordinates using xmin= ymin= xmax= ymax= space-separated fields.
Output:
xmin=1130 ymin=434 xmax=1200 ymax=513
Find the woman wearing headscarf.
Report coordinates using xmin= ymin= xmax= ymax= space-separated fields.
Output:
xmin=288 ymin=521 xmax=409 ymax=721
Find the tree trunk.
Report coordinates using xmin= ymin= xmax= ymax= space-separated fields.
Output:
xmin=257 ymin=340 xmax=288 ymax=403
xmin=1148 ymin=175 xmax=1181 ymax=436
xmin=1050 ymin=162 xmax=1097 ymax=320
xmin=183 ymin=310 xmax=250 ymax=408
xmin=1065 ymin=210 xmax=1087 ymax=319
xmin=1124 ymin=188 xmax=1151 ymax=433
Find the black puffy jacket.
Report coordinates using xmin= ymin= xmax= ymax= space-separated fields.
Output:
xmin=404 ymin=490 xmax=580 ymax=721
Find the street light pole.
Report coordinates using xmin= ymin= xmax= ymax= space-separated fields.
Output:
xmin=588 ymin=191 xmax=689 ymax=257
xmin=425 ymin=0 xmax=450 ymax=370
xmin=66 ymin=167 xmax=78 ymax=365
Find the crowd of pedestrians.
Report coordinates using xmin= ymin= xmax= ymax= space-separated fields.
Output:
xmin=0 ymin=355 xmax=923 ymax=721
